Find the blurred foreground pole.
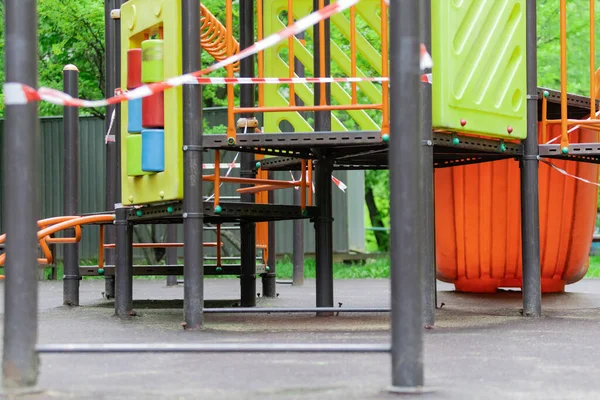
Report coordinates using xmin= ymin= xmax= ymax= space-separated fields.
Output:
xmin=2 ymin=0 xmax=41 ymax=389
xmin=63 ymin=65 xmax=81 ymax=306
xmin=521 ymin=0 xmax=542 ymax=317
xmin=389 ymin=0 xmax=425 ymax=391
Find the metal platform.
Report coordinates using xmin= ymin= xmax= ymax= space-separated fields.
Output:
xmin=539 ymin=143 xmax=600 ymax=164
xmin=255 ymin=131 xmax=521 ymax=170
xmin=127 ymin=201 xmax=317 ymax=225
xmin=200 ymin=87 xmax=600 ymax=168
xmin=538 ymin=87 xmax=600 ymax=120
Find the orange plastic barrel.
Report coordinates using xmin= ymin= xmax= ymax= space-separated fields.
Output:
xmin=435 ymin=123 xmax=599 ymax=293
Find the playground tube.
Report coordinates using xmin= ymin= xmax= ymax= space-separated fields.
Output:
xmin=435 ymin=123 xmax=599 ymax=293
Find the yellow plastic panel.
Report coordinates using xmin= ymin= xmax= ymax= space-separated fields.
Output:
xmin=120 ymin=0 xmax=183 ymax=205
xmin=262 ymin=0 xmax=381 ymax=133
xmin=431 ymin=0 xmax=527 ymax=139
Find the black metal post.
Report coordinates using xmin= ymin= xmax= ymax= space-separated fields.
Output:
xmin=521 ymin=0 xmax=542 ymax=317
xmin=313 ymin=0 xmax=333 ymax=316
xmin=182 ymin=0 xmax=204 ymax=329
xmin=420 ymin=0 xmax=435 ymax=327
xmin=166 ymin=225 xmax=178 ymax=286
xmin=293 ymin=39 xmax=305 ymax=286
xmin=114 ymin=207 xmax=133 ymax=318
xmin=314 ymin=157 xmax=334 ymax=316
xmin=389 ymin=0 xmax=425 ymax=391
xmin=63 ymin=65 xmax=81 ymax=307
xmin=293 ymin=181 xmax=305 ymax=286
xmin=262 ymin=171 xmax=277 ymax=297
xmin=239 ymin=0 xmax=257 ymax=307
xmin=2 ymin=0 xmax=40 ymax=389
xmin=103 ymin=0 xmax=120 ymax=300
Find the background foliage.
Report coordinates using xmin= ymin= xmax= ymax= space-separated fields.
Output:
xmin=0 ymin=0 xmax=597 ymax=251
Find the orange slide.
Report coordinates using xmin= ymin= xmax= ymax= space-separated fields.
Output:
xmin=435 ymin=123 xmax=599 ymax=293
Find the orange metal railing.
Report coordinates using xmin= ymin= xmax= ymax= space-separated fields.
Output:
xmin=201 ymin=5 xmax=240 ymax=71
xmin=0 ymin=215 xmax=116 ymax=275
xmin=224 ymin=0 xmax=389 ymax=142
xmin=542 ymin=0 xmax=600 ymax=149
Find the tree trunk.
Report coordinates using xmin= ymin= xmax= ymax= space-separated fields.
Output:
xmin=365 ymin=186 xmax=389 ymax=251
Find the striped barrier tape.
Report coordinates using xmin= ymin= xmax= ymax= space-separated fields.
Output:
xmin=191 ymin=77 xmax=389 ymax=85
xmin=289 ymin=170 xmax=347 ymax=193
xmin=203 ymin=163 xmax=241 ymax=169
xmin=3 ymin=0 xmax=433 ymax=108
xmin=540 ymin=158 xmax=600 ymax=188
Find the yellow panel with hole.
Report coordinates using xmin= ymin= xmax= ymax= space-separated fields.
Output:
xmin=120 ymin=0 xmax=183 ymax=205
xmin=431 ymin=0 xmax=527 ymax=139
xmin=262 ymin=0 xmax=382 ymax=133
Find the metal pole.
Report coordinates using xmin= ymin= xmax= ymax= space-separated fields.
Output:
xmin=182 ymin=0 xmax=204 ymax=329
xmin=262 ymin=171 xmax=277 ymax=297
xmin=521 ymin=0 xmax=542 ymax=317
xmin=420 ymin=0 xmax=435 ymax=328
xmin=103 ymin=0 xmax=120 ymax=300
xmin=293 ymin=32 xmax=305 ymax=286
xmin=202 ymin=307 xmax=390 ymax=313
xmin=63 ymin=65 xmax=81 ymax=307
xmin=389 ymin=0 xmax=425 ymax=392
xmin=239 ymin=0 xmax=257 ymax=307
xmin=314 ymin=157 xmax=334 ymax=316
xmin=166 ymin=225 xmax=178 ymax=286
xmin=37 ymin=343 xmax=391 ymax=354
xmin=293 ymin=182 xmax=305 ymax=285
xmin=2 ymin=0 xmax=40 ymax=388
xmin=114 ymin=207 xmax=133 ymax=318
xmin=313 ymin=0 xmax=333 ymax=316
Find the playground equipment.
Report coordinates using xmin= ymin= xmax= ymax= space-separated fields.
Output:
xmin=436 ymin=124 xmax=599 ymax=293
xmin=5 ymin=0 xmax=600 ymax=392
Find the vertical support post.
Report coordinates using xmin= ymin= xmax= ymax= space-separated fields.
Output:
xmin=314 ymin=157 xmax=334 ymax=316
xmin=293 ymin=182 xmax=305 ymax=286
xmin=293 ymin=35 xmax=305 ymax=286
xmin=166 ymin=225 xmax=178 ymax=286
xmin=389 ymin=0 xmax=425 ymax=391
xmin=521 ymin=0 xmax=542 ymax=318
xmin=239 ymin=0 xmax=257 ymax=307
xmin=420 ymin=0 xmax=435 ymax=327
xmin=114 ymin=207 xmax=133 ymax=318
xmin=262 ymin=171 xmax=277 ymax=297
xmin=313 ymin=0 xmax=333 ymax=315
xmin=103 ymin=0 xmax=122 ymax=300
xmin=63 ymin=65 xmax=81 ymax=307
xmin=182 ymin=0 xmax=204 ymax=329
xmin=2 ymin=0 xmax=40 ymax=389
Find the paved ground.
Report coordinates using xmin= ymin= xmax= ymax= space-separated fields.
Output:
xmin=1 ymin=278 xmax=600 ymax=399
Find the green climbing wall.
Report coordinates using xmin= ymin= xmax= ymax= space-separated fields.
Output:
xmin=431 ymin=0 xmax=527 ymax=140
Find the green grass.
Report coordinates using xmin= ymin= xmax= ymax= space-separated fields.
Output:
xmin=586 ymin=255 xmax=600 ymax=278
xmin=274 ymin=256 xmax=390 ymax=279
xmin=16 ymin=255 xmax=600 ymax=280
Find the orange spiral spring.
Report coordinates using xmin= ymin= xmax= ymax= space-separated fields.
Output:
xmin=200 ymin=5 xmax=240 ymax=72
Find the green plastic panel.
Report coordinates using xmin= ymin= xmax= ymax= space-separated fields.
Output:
xmin=120 ymin=0 xmax=183 ymax=205
xmin=431 ymin=0 xmax=527 ymax=140
xmin=126 ymin=134 xmax=154 ymax=176
xmin=262 ymin=0 xmax=381 ymax=133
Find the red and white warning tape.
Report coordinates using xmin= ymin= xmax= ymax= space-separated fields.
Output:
xmin=539 ymin=158 xmax=600 ymax=188
xmin=203 ymin=163 xmax=241 ymax=169
xmin=331 ymin=175 xmax=348 ymax=192
xmin=3 ymin=0 xmax=432 ymax=108
xmin=289 ymin=170 xmax=347 ymax=193
xmin=192 ymin=77 xmax=389 ymax=85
